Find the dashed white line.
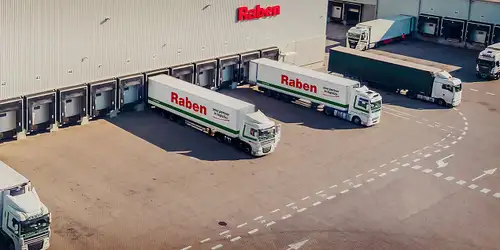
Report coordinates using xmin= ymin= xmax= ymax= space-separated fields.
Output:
xmin=434 ymin=172 xmax=443 ymax=177
xmin=486 ymin=92 xmax=496 ymax=96
xmin=266 ymin=221 xmax=276 ymax=227
xmin=459 ymin=112 xmax=464 ymax=116
xmin=200 ymin=238 xmax=211 ymax=243
xmin=390 ymin=159 xmax=397 ymax=163
xmin=297 ymin=208 xmax=308 ymax=213
xmin=469 ymin=88 xmax=479 ymax=92
xmin=469 ymin=184 xmax=478 ymax=190
xmin=380 ymin=164 xmax=387 ymax=168
xmin=219 ymin=230 xmax=230 ymax=236
xmin=412 ymin=165 xmax=422 ymax=170
xmin=493 ymin=193 xmax=500 ymax=198
xmin=254 ymin=216 xmax=263 ymax=221
xmin=356 ymin=173 xmax=363 ymax=178
xmin=456 ymin=180 xmax=467 ymax=185
xmin=402 ymin=154 xmax=409 ymax=158
xmin=379 ymin=173 xmax=387 ymax=177
xmin=465 ymin=122 xmax=468 ymax=126
xmin=270 ymin=209 xmax=280 ymax=214
xmin=416 ymin=121 xmax=423 ymax=124
xmin=446 ymin=134 xmax=451 ymax=138
xmin=286 ymin=202 xmax=295 ymax=207
xmin=413 ymin=158 xmax=421 ymax=162
xmin=343 ymin=179 xmax=351 ymax=183
xmin=366 ymin=178 xmax=375 ymax=183
xmin=463 ymin=117 xmax=467 ymax=121
xmin=440 ymin=138 xmax=446 ymax=142
xmin=464 ymin=127 xmax=468 ymax=131
xmin=434 ymin=149 xmax=441 ymax=153
xmin=390 ymin=168 xmax=399 ymax=172
xmin=230 ymin=236 xmax=242 ymax=242
xmin=181 ymin=246 xmax=192 ymax=250
xmin=340 ymin=189 xmax=350 ymax=194
xmin=402 ymin=163 xmax=410 ymax=167
xmin=211 ymin=244 xmax=223 ymax=250
xmin=462 ymin=131 xmax=466 ymax=136
xmin=443 ymin=145 xmax=450 ymax=149
xmin=315 ymin=190 xmax=324 ymax=195
xmin=353 ymin=183 xmax=363 ymax=188
xmin=384 ymin=111 xmax=411 ymax=120
xmin=480 ymin=188 xmax=491 ymax=194
xmin=282 ymin=214 xmax=292 ymax=220
xmin=326 ymin=195 xmax=336 ymax=200
xmin=301 ymin=196 xmax=310 ymax=201
xmin=457 ymin=136 xmax=463 ymax=140
xmin=422 ymin=169 xmax=433 ymax=174
xmin=329 ymin=185 xmax=337 ymax=189
xmin=368 ymin=169 xmax=375 ymax=173
xmin=441 ymin=128 xmax=448 ymax=132
xmin=237 ymin=223 xmax=247 ymax=228
xmin=451 ymin=141 xmax=457 ymax=145
xmin=424 ymin=154 xmax=432 ymax=158
xmin=428 ymin=124 xmax=435 ymax=128
xmin=248 ymin=229 xmax=259 ymax=235
xmin=413 ymin=149 xmax=421 ymax=153
xmin=312 ymin=201 xmax=322 ymax=206
xmin=445 ymin=176 xmax=455 ymax=181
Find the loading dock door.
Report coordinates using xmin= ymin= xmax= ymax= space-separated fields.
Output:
xmin=344 ymin=3 xmax=361 ymax=25
xmin=493 ymin=26 xmax=500 ymax=44
xmin=418 ymin=15 xmax=441 ymax=36
xmin=441 ymin=18 xmax=465 ymax=42
xmin=240 ymin=51 xmax=260 ymax=82
xmin=331 ymin=1 xmax=343 ymax=21
xmin=89 ymin=80 xmax=117 ymax=118
xmin=0 ymin=98 xmax=23 ymax=140
xmin=195 ymin=60 xmax=217 ymax=90
xmin=466 ymin=22 xmax=492 ymax=45
xmin=118 ymin=75 xmax=144 ymax=109
xmin=170 ymin=64 xmax=195 ymax=84
xmin=217 ymin=55 xmax=240 ymax=89
xmin=25 ymin=91 xmax=56 ymax=133
xmin=58 ymin=85 xmax=87 ymax=126
xmin=261 ymin=47 xmax=280 ymax=61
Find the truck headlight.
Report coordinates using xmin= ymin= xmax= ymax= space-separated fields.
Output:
xmin=476 ymin=65 xmax=479 ymax=71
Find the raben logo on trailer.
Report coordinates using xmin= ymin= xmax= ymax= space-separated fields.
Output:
xmin=237 ymin=5 xmax=280 ymax=21
xmin=281 ymin=75 xmax=318 ymax=93
xmin=171 ymin=92 xmax=207 ymax=115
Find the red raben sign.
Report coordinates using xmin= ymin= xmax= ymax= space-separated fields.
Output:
xmin=281 ymin=75 xmax=318 ymax=93
xmin=237 ymin=5 xmax=280 ymax=21
xmin=171 ymin=92 xmax=207 ymax=115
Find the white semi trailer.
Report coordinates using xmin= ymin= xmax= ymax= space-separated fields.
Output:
xmin=248 ymin=58 xmax=382 ymax=127
xmin=1 ymin=160 xmax=51 ymax=250
xmin=147 ymin=74 xmax=281 ymax=156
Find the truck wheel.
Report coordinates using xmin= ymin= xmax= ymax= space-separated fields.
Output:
xmin=215 ymin=133 xmax=224 ymax=143
xmin=437 ymin=98 xmax=446 ymax=106
xmin=352 ymin=116 xmax=362 ymax=125
xmin=496 ymin=73 xmax=500 ymax=80
xmin=243 ymin=144 xmax=252 ymax=155
xmin=324 ymin=107 xmax=334 ymax=116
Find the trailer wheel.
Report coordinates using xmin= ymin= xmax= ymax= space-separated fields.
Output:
xmin=352 ymin=116 xmax=362 ymax=125
xmin=324 ymin=107 xmax=334 ymax=116
xmin=437 ymin=98 xmax=446 ymax=106
xmin=215 ymin=132 xmax=224 ymax=143
xmin=495 ymin=73 xmax=500 ymax=80
xmin=264 ymin=89 xmax=273 ymax=97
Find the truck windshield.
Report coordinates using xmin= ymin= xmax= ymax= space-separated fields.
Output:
xmin=454 ymin=84 xmax=462 ymax=92
xmin=21 ymin=215 xmax=50 ymax=235
xmin=348 ymin=33 xmax=360 ymax=40
xmin=258 ymin=128 xmax=276 ymax=141
xmin=477 ymin=59 xmax=494 ymax=67
xmin=370 ymin=100 xmax=382 ymax=112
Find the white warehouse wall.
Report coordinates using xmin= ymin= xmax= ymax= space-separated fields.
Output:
xmin=0 ymin=0 xmax=327 ymax=100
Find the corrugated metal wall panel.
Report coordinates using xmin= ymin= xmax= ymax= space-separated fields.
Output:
xmin=377 ymin=0 xmax=420 ymax=18
xmin=0 ymin=0 xmax=326 ymax=100
xmin=420 ymin=0 xmax=469 ymax=20
xmin=470 ymin=1 xmax=500 ymax=24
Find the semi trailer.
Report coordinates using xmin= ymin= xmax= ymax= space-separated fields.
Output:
xmin=476 ymin=42 xmax=500 ymax=80
xmin=248 ymin=58 xmax=382 ymax=126
xmin=346 ymin=15 xmax=416 ymax=51
xmin=328 ymin=46 xmax=462 ymax=107
xmin=147 ymin=74 xmax=281 ymax=156
xmin=0 ymin=160 xmax=51 ymax=250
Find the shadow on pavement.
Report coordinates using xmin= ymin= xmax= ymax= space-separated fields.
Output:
xmin=370 ymin=88 xmax=448 ymax=111
xmin=219 ymin=87 xmax=363 ymax=130
xmin=106 ymin=110 xmax=253 ymax=161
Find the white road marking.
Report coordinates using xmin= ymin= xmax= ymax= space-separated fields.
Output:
xmin=434 ymin=172 xmax=443 ymax=177
xmin=443 ymin=145 xmax=450 ymax=149
xmin=463 ymin=117 xmax=467 ymax=121
xmin=343 ymin=179 xmax=351 ymax=183
xmin=448 ymin=126 xmax=454 ymax=129
xmin=413 ymin=149 xmax=421 ymax=153
xmin=248 ymin=229 xmax=259 ymax=235
xmin=390 ymin=168 xmax=399 ymax=172
xmin=402 ymin=163 xmax=410 ymax=167
xmin=402 ymin=154 xmax=409 ymax=158
xmin=230 ymin=236 xmax=241 ymax=242
xmin=379 ymin=173 xmax=387 ymax=177
xmin=200 ymin=238 xmax=211 ymax=243
xmin=434 ymin=149 xmax=441 ymax=153
xmin=383 ymin=111 xmax=410 ymax=120
xmin=462 ymin=131 xmax=466 ymax=136
xmin=464 ymin=127 xmax=468 ymax=131
xmin=413 ymin=158 xmax=421 ymax=162
xmin=456 ymin=180 xmax=467 ymax=185
xmin=493 ymin=193 xmax=500 ymax=198
xmin=380 ymin=164 xmax=387 ymax=168
xmin=211 ymin=244 xmax=223 ymax=250
xmin=457 ymin=136 xmax=463 ymax=140
xmin=286 ymin=203 xmax=295 ymax=207
xmin=181 ymin=246 xmax=192 ymax=250
xmin=465 ymin=122 xmax=468 ymax=126
xmin=416 ymin=121 xmax=423 ymax=124
xmin=441 ymin=138 xmax=446 ymax=142
xmin=445 ymin=176 xmax=455 ymax=181
xmin=329 ymin=185 xmax=337 ymax=189
xmin=441 ymin=128 xmax=448 ymax=132
xmin=282 ymin=214 xmax=292 ymax=220
xmin=326 ymin=195 xmax=336 ymax=200
xmin=266 ymin=221 xmax=276 ymax=227
xmin=423 ymin=118 xmax=429 ymax=121
xmin=368 ymin=169 xmax=375 ymax=173
xmin=428 ymin=124 xmax=435 ymax=128
xmin=237 ymin=223 xmax=247 ymax=228
xmin=424 ymin=154 xmax=432 ymax=158
xmin=422 ymin=169 xmax=433 ymax=173
xmin=301 ymin=196 xmax=310 ymax=201
xmin=412 ymin=165 xmax=422 ymax=170
xmin=459 ymin=112 xmax=464 ymax=116
xmin=383 ymin=107 xmax=417 ymax=117
xmin=486 ymin=92 xmax=496 ymax=96
xmin=219 ymin=230 xmax=230 ymax=236
xmin=453 ymin=108 xmax=458 ymax=111
xmin=480 ymin=188 xmax=491 ymax=194
xmin=469 ymin=184 xmax=478 ymax=190
xmin=297 ymin=208 xmax=307 ymax=213
xmin=356 ymin=173 xmax=363 ymax=178
xmin=340 ymin=189 xmax=350 ymax=194
xmin=353 ymin=183 xmax=363 ymax=188
xmin=254 ymin=216 xmax=263 ymax=221
xmin=366 ymin=178 xmax=375 ymax=183
xmin=270 ymin=209 xmax=280 ymax=214
xmin=391 ymin=159 xmax=397 ymax=163
xmin=451 ymin=141 xmax=457 ymax=144
xmin=315 ymin=190 xmax=324 ymax=195
xmin=312 ymin=201 xmax=322 ymax=206
xmin=469 ymin=88 xmax=479 ymax=92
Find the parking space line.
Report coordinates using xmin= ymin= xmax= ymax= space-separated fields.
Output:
xmin=248 ymin=229 xmax=259 ymax=235
xmin=297 ymin=208 xmax=307 ymax=213
xmin=356 ymin=173 xmax=363 ymax=178
xmin=312 ymin=201 xmax=322 ymax=206
xmin=266 ymin=221 xmax=276 ymax=227
xmin=390 ymin=168 xmax=399 ymax=172
xmin=434 ymin=149 xmax=441 ymax=153
xmin=301 ymin=196 xmax=310 ymax=201
xmin=424 ymin=154 xmax=432 ymax=158
xmin=237 ymin=223 xmax=247 ymax=228
xmin=379 ymin=173 xmax=387 ymax=177
xmin=200 ymin=238 xmax=211 ymax=243
xmin=282 ymin=214 xmax=292 ymax=220
xmin=402 ymin=163 xmax=410 ymax=167
xmin=470 ymin=88 xmax=479 ymax=92
xmin=486 ymin=92 xmax=496 ymax=96
xmin=329 ymin=185 xmax=337 ymax=189
xmin=326 ymin=195 xmax=336 ymax=200
xmin=286 ymin=202 xmax=295 ymax=207
xmin=219 ymin=230 xmax=230 ymax=236
xmin=253 ymin=216 xmax=263 ymax=221
xmin=270 ymin=209 xmax=280 ymax=214
xmin=422 ymin=169 xmax=433 ymax=174
xmin=343 ymin=179 xmax=351 ymax=183
xmin=340 ymin=189 xmax=349 ymax=194
xmin=230 ymin=236 xmax=241 ymax=242
xmin=211 ymin=244 xmax=223 ymax=250
xmin=366 ymin=178 xmax=375 ymax=183
xmin=181 ymin=246 xmax=192 ymax=250
xmin=413 ymin=158 xmax=421 ymax=162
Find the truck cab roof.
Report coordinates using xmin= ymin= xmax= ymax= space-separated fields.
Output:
xmin=246 ymin=110 xmax=274 ymax=127
xmin=479 ymin=43 xmax=500 ymax=60
xmin=0 ymin=160 xmax=29 ymax=190
xmin=5 ymin=190 xmax=44 ymax=214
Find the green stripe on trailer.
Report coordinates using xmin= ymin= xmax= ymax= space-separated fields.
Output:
xmin=148 ymin=97 xmax=240 ymax=135
xmin=257 ymin=80 xmax=349 ymax=109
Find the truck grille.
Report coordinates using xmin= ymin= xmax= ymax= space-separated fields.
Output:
xmin=28 ymin=240 xmax=44 ymax=250
xmin=479 ymin=66 xmax=491 ymax=74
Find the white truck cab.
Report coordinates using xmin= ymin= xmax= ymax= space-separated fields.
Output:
xmin=348 ymin=85 xmax=383 ymax=126
xmin=476 ymin=43 xmax=500 ymax=80
xmin=347 ymin=26 xmax=369 ymax=50
xmin=1 ymin=161 xmax=51 ymax=250
xmin=240 ymin=110 xmax=281 ymax=156
xmin=429 ymin=71 xmax=462 ymax=107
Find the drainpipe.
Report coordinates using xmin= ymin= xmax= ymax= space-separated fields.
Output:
xmin=375 ymin=0 xmax=379 ymax=18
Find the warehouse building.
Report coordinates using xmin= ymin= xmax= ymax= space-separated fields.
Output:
xmin=0 ymin=0 xmax=327 ymax=141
